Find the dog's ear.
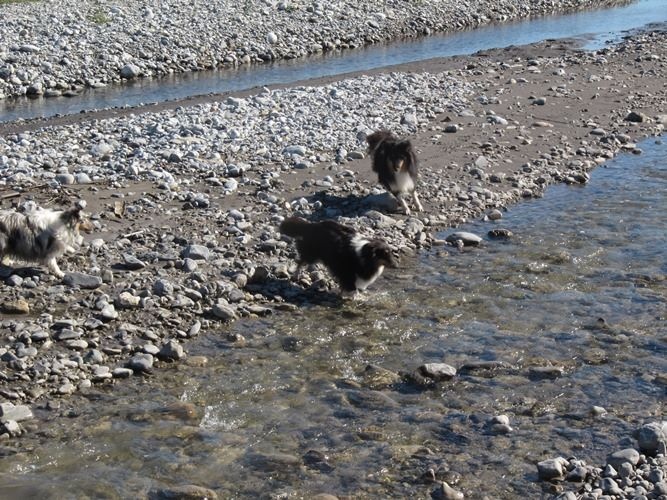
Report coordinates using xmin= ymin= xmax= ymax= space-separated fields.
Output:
xmin=397 ymin=140 xmax=413 ymax=154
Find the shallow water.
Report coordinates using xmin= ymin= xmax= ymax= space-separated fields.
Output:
xmin=0 ymin=141 xmax=664 ymax=498
xmin=1 ymin=0 xmax=666 ymax=123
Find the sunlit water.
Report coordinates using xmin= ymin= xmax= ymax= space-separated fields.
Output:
xmin=1 ymin=0 xmax=666 ymax=123
xmin=0 ymin=141 xmax=664 ymax=499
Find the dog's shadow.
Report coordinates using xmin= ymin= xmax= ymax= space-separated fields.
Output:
xmin=304 ymin=191 xmax=398 ymax=219
xmin=0 ymin=264 xmax=44 ymax=280
xmin=246 ymin=276 xmax=345 ymax=309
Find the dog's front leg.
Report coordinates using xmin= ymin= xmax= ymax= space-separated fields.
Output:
xmin=291 ymin=261 xmax=304 ymax=282
xmin=412 ymin=190 xmax=423 ymax=212
xmin=47 ymin=258 xmax=65 ymax=278
xmin=396 ymin=195 xmax=411 ymax=215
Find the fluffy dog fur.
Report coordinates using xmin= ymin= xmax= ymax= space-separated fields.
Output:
xmin=279 ymin=216 xmax=397 ymax=295
xmin=0 ymin=200 xmax=93 ymax=278
xmin=366 ymin=129 xmax=423 ymax=215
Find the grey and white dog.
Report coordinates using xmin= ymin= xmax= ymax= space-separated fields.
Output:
xmin=0 ymin=200 xmax=93 ymax=278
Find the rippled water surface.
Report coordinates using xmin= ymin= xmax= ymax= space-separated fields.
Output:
xmin=1 ymin=0 xmax=666 ymax=123
xmin=0 ymin=141 xmax=664 ymax=498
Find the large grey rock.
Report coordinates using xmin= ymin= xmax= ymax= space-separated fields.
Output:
xmin=181 ymin=244 xmax=210 ymax=261
xmin=418 ymin=363 xmax=456 ymax=381
xmin=63 ymin=272 xmax=103 ymax=289
xmin=606 ymin=448 xmax=640 ymax=470
xmin=153 ymin=278 xmax=174 ymax=297
xmin=445 ymin=231 xmax=483 ymax=246
xmin=120 ymin=64 xmax=140 ymax=79
xmin=537 ymin=457 xmax=568 ymax=481
xmin=211 ymin=303 xmax=237 ymax=321
xmin=158 ymin=340 xmax=185 ymax=361
xmin=637 ymin=421 xmax=667 ymax=456
xmin=127 ymin=353 xmax=154 ymax=373
xmin=0 ymin=403 xmax=33 ymax=423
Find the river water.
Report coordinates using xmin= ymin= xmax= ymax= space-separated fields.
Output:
xmin=1 ymin=0 xmax=666 ymax=123
xmin=0 ymin=139 xmax=663 ymax=498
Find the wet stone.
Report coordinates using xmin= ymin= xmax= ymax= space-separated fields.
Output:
xmin=148 ymin=484 xmax=218 ymax=500
xmin=247 ymin=452 xmax=301 ymax=472
xmin=157 ymin=340 xmax=185 ymax=361
xmin=112 ymin=368 xmax=133 ymax=379
xmin=0 ymin=402 xmax=33 ymax=423
xmin=636 ymin=421 xmax=667 ymax=456
xmin=528 ymin=365 xmax=564 ymax=379
xmin=362 ymin=364 xmax=402 ymax=389
xmin=127 ymin=353 xmax=154 ymax=373
xmin=211 ymin=303 xmax=237 ymax=321
xmin=445 ymin=231 xmax=482 ymax=246
xmin=418 ymin=363 xmax=457 ymax=381
xmin=432 ymin=481 xmax=465 ymax=500
xmin=537 ymin=457 xmax=568 ymax=481
xmin=487 ymin=228 xmax=513 ymax=239
xmin=346 ymin=389 xmax=399 ymax=409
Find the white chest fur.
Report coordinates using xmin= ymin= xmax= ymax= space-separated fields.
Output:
xmin=355 ymin=264 xmax=384 ymax=290
xmin=388 ymin=170 xmax=414 ymax=194
xmin=350 ymin=235 xmax=385 ymax=290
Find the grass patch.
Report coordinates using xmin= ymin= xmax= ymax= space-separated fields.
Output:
xmin=89 ymin=9 xmax=109 ymax=24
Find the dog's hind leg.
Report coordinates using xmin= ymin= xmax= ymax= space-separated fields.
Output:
xmin=412 ymin=190 xmax=423 ymax=212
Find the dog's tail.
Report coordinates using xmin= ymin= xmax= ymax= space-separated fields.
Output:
xmin=279 ymin=216 xmax=311 ymax=238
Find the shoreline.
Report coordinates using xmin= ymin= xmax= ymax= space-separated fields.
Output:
xmin=0 ymin=0 xmax=633 ymax=102
xmin=0 ymin=25 xmax=665 ymax=492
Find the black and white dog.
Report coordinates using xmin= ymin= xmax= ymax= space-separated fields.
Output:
xmin=279 ymin=216 xmax=397 ymax=296
xmin=0 ymin=200 xmax=93 ymax=278
xmin=366 ymin=129 xmax=423 ymax=215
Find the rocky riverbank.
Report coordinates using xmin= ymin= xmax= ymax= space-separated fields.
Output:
xmin=0 ymin=21 xmax=665 ymax=499
xmin=0 ymin=0 xmax=632 ymax=100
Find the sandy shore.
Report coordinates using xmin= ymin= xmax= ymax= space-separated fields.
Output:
xmin=0 ymin=25 xmax=665 ymax=496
